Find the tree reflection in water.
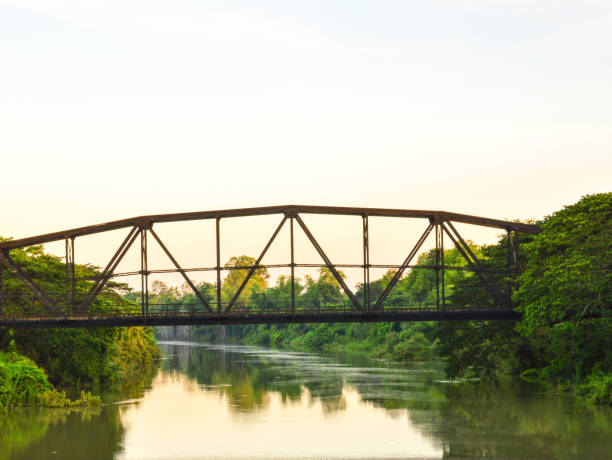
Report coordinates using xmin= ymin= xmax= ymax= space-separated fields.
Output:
xmin=2 ymin=342 xmax=610 ymax=459
xmin=1 ymin=361 xmax=159 ymax=460
xmin=160 ymin=342 xmax=612 ymax=459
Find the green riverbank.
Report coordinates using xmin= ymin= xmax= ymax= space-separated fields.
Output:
xmin=0 ymin=235 xmax=161 ymax=411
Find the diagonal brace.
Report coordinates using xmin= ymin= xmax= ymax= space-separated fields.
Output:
xmin=0 ymin=250 xmax=60 ymax=313
xmin=225 ymin=216 xmax=287 ymax=312
xmin=442 ymin=222 xmax=510 ymax=308
xmin=295 ymin=214 xmax=362 ymax=311
xmin=374 ymin=223 xmax=434 ymax=310
xmin=149 ymin=227 xmax=212 ymax=312
xmin=78 ymin=226 xmax=140 ymax=313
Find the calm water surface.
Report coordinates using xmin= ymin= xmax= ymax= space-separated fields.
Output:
xmin=2 ymin=341 xmax=611 ymax=459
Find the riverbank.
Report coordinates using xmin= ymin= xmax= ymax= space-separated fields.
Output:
xmin=191 ymin=321 xmax=436 ymax=363
xmin=0 ymin=351 xmax=100 ymax=411
xmin=0 ymin=326 xmax=160 ymax=411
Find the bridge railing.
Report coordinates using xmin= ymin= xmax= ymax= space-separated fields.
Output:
xmin=0 ymin=297 xmax=499 ymax=321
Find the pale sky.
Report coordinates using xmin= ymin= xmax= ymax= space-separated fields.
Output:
xmin=1 ymin=1 xmax=611 ymax=289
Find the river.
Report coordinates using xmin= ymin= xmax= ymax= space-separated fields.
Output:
xmin=2 ymin=341 xmax=611 ymax=459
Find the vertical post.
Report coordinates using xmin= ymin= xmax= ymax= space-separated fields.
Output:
xmin=440 ymin=224 xmax=445 ymax=310
xmin=0 ymin=259 xmax=3 ymax=315
xmin=70 ymin=238 xmax=75 ymax=311
xmin=362 ymin=215 xmax=370 ymax=311
xmin=435 ymin=224 xmax=440 ymax=310
xmin=514 ymin=231 xmax=520 ymax=278
xmin=290 ymin=216 xmax=295 ymax=315
xmin=65 ymin=237 xmax=75 ymax=314
xmin=65 ymin=238 xmax=69 ymax=313
xmin=141 ymin=228 xmax=148 ymax=315
xmin=506 ymin=229 xmax=512 ymax=306
xmin=507 ymin=229 xmax=519 ymax=306
xmin=216 ymin=217 xmax=222 ymax=314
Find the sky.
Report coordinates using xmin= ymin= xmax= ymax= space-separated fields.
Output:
xmin=1 ymin=1 xmax=611 ymax=288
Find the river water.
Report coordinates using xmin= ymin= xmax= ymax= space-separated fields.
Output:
xmin=2 ymin=341 xmax=611 ymax=459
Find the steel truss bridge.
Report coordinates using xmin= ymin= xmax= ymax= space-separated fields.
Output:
xmin=0 ymin=205 xmax=541 ymax=328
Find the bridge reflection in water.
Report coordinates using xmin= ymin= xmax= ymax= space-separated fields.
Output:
xmin=0 ymin=205 xmax=540 ymax=328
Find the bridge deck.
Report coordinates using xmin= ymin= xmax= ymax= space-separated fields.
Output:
xmin=0 ymin=307 xmax=520 ymax=328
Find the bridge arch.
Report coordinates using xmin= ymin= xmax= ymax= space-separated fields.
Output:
xmin=0 ymin=205 xmax=540 ymax=328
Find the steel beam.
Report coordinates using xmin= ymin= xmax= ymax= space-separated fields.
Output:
xmin=294 ymin=214 xmax=362 ymax=311
xmin=0 ymin=205 xmax=541 ymax=251
xmin=77 ymin=226 xmax=140 ymax=313
xmin=374 ymin=223 xmax=434 ymax=310
xmin=0 ymin=260 xmax=3 ymax=315
xmin=290 ymin=216 xmax=295 ymax=315
xmin=225 ymin=216 xmax=287 ymax=312
xmin=0 ymin=250 xmax=59 ymax=313
xmin=149 ymin=228 xmax=212 ymax=312
xmin=435 ymin=225 xmax=440 ymax=309
xmin=0 ymin=309 xmax=523 ymax=329
xmin=216 ymin=217 xmax=222 ymax=314
xmin=362 ymin=215 xmax=370 ymax=311
xmin=140 ymin=228 xmax=149 ymax=315
xmin=65 ymin=237 xmax=75 ymax=313
xmin=442 ymin=222 xmax=509 ymax=308
xmin=434 ymin=224 xmax=445 ymax=310
xmin=440 ymin=225 xmax=445 ymax=309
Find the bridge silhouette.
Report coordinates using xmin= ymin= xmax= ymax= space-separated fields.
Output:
xmin=0 ymin=205 xmax=540 ymax=328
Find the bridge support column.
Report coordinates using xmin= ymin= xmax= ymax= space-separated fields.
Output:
xmin=65 ymin=237 xmax=75 ymax=315
xmin=216 ymin=217 xmax=222 ymax=315
xmin=506 ymin=229 xmax=519 ymax=306
xmin=140 ymin=228 xmax=149 ymax=316
xmin=290 ymin=216 xmax=295 ymax=315
xmin=435 ymin=224 xmax=445 ymax=311
xmin=0 ymin=259 xmax=3 ymax=315
xmin=362 ymin=215 xmax=370 ymax=311
xmin=434 ymin=224 xmax=446 ymax=311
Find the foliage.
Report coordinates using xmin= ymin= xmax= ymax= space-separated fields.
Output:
xmin=516 ymin=193 xmax=611 ymax=384
xmin=0 ymin=237 xmax=161 ymax=399
xmin=0 ymin=351 xmax=51 ymax=408
xmin=113 ymin=327 xmax=161 ymax=374
xmin=578 ymin=374 xmax=612 ymax=406
xmin=13 ymin=328 xmax=120 ymax=387
xmin=0 ymin=352 xmax=100 ymax=410
xmin=431 ymin=232 xmax=535 ymax=379
xmin=222 ymin=255 xmax=269 ymax=306
xmin=300 ymin=268 xmax=345 ymax=307
xmin=432 ymin=193 xmax=612 ymax=404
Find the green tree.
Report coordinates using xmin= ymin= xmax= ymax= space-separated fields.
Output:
xmin=251 ymin=275 xmax=303 ymax=309
xmin=222 ymin=255 xmax=269 ymax=307
xmin=0 ymin=238 xmax=160 ymax=388
xmin=300 ymin=267 xmax=346 ymax=308
xmin=431 ymin=232 xmax=535 ymax=378
xmin=517 ymin=193 xmax=612 ymax=385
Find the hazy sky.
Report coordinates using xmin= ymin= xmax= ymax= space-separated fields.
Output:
xmin=1 ymin=1 xmax=611 ymax=287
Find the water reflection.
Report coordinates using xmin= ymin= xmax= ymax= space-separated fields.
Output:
xmin=2 ymin=342 xmax=611 ymax=459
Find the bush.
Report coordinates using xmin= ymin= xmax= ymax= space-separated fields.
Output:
xmin=0 ymin=352 xmax=51 ymax=408
xmin=579 ymin=373 xmax=612 ymax=406
xmin=392 ymin=333 xmax=434 ymax=361
xmin=0 ymin=352 xmax=102 ymax=410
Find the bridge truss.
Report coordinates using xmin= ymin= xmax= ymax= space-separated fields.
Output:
xmin=0 ymin=205 xmax=540 ymax=328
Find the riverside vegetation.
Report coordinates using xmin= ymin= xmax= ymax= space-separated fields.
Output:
xmin=150 ymin=194 xmax=611 ymax=405
xmin=0 ymin=240 xmax=160 ymax=411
